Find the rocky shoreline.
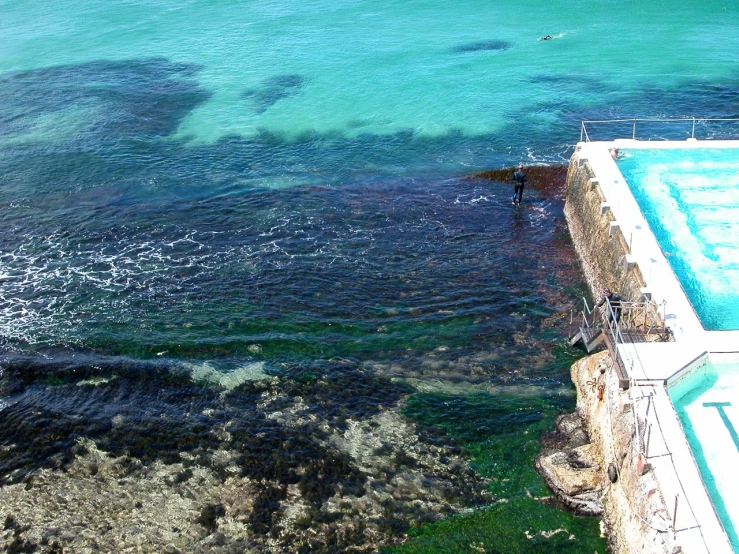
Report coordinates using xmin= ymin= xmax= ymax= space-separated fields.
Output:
xmin=537 ymin=351 xmax=677 ymax=554
xmin=0 ymin=411 xmax=486 ymax=554
xmin=535 ymin=412 xmax=604 ymax=518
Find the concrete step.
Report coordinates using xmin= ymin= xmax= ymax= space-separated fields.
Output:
xmin=583 ymin=327 xmax=605 ymax=352
xmin=569 ymin=326 xmax=604 ymax=353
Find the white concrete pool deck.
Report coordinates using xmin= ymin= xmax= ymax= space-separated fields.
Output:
xmin=575 ymin=139 xmax=739 ymax=554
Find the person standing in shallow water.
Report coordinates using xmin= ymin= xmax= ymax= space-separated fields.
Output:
xmin=512 ymin=163 xmax=527 ymax=205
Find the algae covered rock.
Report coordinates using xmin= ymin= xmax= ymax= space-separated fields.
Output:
xmin=536 ymin=413 xmax=605 ymax=516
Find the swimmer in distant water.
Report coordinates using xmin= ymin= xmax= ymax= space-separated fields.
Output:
xmin=539 ymin=35 xmax=553 ymax=41
xmin=611 ymin=146 xmax=623 ymax=160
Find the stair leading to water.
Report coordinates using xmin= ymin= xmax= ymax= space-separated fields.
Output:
xmin=568 ymin=326 xmax=605 ymax=353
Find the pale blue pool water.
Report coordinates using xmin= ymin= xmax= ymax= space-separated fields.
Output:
xmin=669 ymin=354 xmax=739 ymax=551
xmin=618 ymin=148 xmax=739 ymax=331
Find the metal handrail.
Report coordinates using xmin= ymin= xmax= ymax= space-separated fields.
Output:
xmin=568 ymin=296 xmax=597 ymax=337
xmin=571 ymin=296 xmax=715 ymax=547
xmin=579 ymin=117 xmax=739 ymax=142
xmin=569 ymin=293 xmax=669 ymax=385
xmin=601 ymin=297 xmax=669 ymax=351
xmin=574 ymin=296 xmax=668 ymax=340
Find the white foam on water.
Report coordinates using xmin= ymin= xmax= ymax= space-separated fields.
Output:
xmin=0 ymin=229 xmax=226 ymax=345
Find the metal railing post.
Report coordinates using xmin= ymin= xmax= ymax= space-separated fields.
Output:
xmin=579 ymin=117 xmax=739 ymax=142
xmin=672 ymin=494 xmax=679 ymax=531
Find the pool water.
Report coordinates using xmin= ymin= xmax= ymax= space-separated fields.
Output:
xmin=618 ymin=148 xmax=739 ymax=331
xmin=668 ymin=354 xmax=739 ymax=551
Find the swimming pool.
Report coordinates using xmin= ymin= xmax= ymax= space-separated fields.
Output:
xmin=668 ymin=353 xmax=739 ymax=552
xmin=617 ymin=148 xmax=739 ymax=331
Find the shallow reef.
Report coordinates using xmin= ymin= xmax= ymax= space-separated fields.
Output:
xmin=0 ymin=352 xmax=493 ymax=553
xmin=385 ymin=390 xmax=607 ymax=553
xmin=470 ymin=164 xmax=570 ymax=197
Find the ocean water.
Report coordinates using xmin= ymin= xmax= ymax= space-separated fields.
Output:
xmin=618 ymin=148 xmax=739 ymax=331
xmin=1 ymin=0 xmax=739 ymax=551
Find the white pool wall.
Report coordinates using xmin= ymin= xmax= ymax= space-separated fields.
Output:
xmin=569 ymin=139 xmax=739 ymax=554
xmin=576 ymin=139 xmax=739 ymax=357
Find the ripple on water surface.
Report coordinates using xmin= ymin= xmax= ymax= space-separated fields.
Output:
xmin=0 ymin=24 xmax=616 ymax=551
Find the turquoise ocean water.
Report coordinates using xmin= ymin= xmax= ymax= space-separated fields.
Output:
xmin=1 ymin=0 xmax=739 ymax=551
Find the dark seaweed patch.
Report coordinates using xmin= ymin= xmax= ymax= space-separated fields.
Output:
xmin=300 ymin=453 xmax=366 ymax=503
xmin=172 ymin=467 xmax=194 ymax=484
xmin=270 ymin=363 xmax=415 ymax=431
xmin=197 ymin=503 xmax=226 ymax=533
xmin=452 ymin=40 xmax=511 ymax=53
xmin=263 ymin=74 xmax=304 ymax=89
xmin=0 ymin=58 xmax=209 ymax=141
xmin=527 ymin=73 xmax=614 ymax=97
xmin=3 ymin=515 xmax=20 ymax=532
xmin=249 ymin=485 xmax=286 ymax=536
xmin=0 ymin=356 xmax=398 ymax=498
xmin=470 ymin=164 xmax=569 ymax=196
xmin=242 ymin=73 xmax=305 ymax=113
xmin=5 ymin=537 xmax=37 ymax=554
xmin=229 ymin=417 xmax=323 ymax=483
xmin=0 ymin=353 xmax=219 ymax=480
xmin=1 ymin=516 xmax=36 ymax=553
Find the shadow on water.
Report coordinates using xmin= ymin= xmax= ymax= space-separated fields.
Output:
xmin=451 ymin=40 xmax=512 ymax=53
xmin=242 ymin=74 xmax=306 ymax=114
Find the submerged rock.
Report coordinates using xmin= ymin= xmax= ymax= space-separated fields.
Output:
xmin=470 ymin=164 xmax=569 ymax=197
xmin=0 ymin=356 xmax=490 ymax=553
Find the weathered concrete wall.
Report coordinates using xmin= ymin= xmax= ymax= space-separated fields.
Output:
xmin=563 ymin=151 xmax=677 ymax=554
xmin=563 ymin=152 xmax=645 ymax=303
xmin=571 ymin=352 xmax=673 ymax=554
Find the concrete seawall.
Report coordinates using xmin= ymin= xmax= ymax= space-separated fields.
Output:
xmin=563 ymin=149 xmax=645 ymax=304
xmin=560 ymin=139 xmax=739 ymax=554
xmin=562 ymin=150 xmax=676 ymax=554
